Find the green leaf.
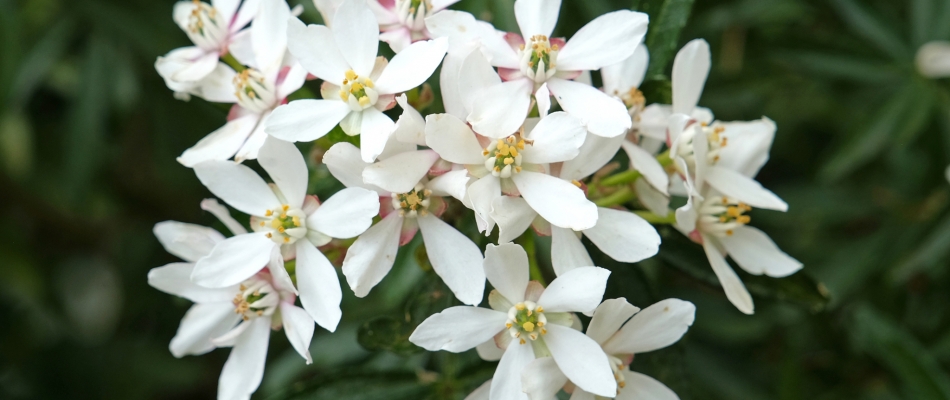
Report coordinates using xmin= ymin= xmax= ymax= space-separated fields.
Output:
xmin=777 ymin=51 xmax=900 ymax=83
xmin=891 ymin=210 xmax=950 ymax=283
xmin=356 ymin=317 xmax=421 ymax=356
xmin=272 ymin=374 xmax=428 ymax=400
xmin=642 ymin=0 xmax=696 ymax=80
xmin=830 ymin=0 xmax=910 ymax=62
xmin=911 ymin=0 xmax=936 ymax=46
xmin=5 ymin=18 xmax=74 ymax=108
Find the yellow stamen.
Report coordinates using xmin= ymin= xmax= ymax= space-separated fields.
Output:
xmin=345 ymin=70 xmax=358 ymax=81
xmin=522 ymin=322 xmax=535 ymax=332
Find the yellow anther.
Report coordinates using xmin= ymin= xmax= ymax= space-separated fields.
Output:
xmin=280 ymin=213 xmax=287 ymax=219
xmin=619 ymin=382 xmax=626 ymax=389
xmin=259 ymin=221 xmax=266 ymax=227
xmin=727 ymin=206 xmax=742 ymax=217
xmin=482 ymin=150 xmax=490 ymax=156
xmin=282 ymin=205 xmax=290 ymax=211
xmin=517 ymin=140 xmax=525 ymax=150
xmin=540 ymin=328 xmax=547 ymax=335
xmin=505 ymin=322 xmax=512 ymax=329
xmin=271 ymin=219 xmax=282 ymax=228
xmin=506 ymin=136 xmax=515 ymax=144
xmin=719 ymin=216 xmax=728 ymax=223
xmin=737 ymin=215 xmax=751 ymax=224
xmin=514 ymin=166 xmax=522 ymax=173
xmin=504 ymin=158 xmax=514 ymax=165
xmin=363 ymin=79 xmax=374 ymax=89
xmin=493 ymin=166 xmax=501 ymax=172
xmin=520 ymin=338 xmax=526 ymax=345
xmin=535 ymin=306 xmax=543 ymax=313
xmin=265 ymin=232 xmax=273 ymax=238
xmin=265 ymin=210 xmax=273 ymax=216
xmin=292 ymin=216 xmax=301 ymax=227
xmin=358 ymin=96 xmax=371 ymax=107
xmin=339 ymin=90 xmax=349 ymax=101
xmin=537 ymin=321 xmax=544 ymax=327
xmin=515 ymin=303 xmax=525 ymax=310
xmin=283 ymin=237 xmax=290 ymax=243
xmin=522 ymin=322 xmax=535 ymax=332
xmin=345 ymin=70 xmax=358 ymax=81
xmin=277 ymin=226 xmax=285 ymax=233
xmin=526 ymin=309 xmax=532 ymax=317
xmin=571 ymin=180 xmax=582 ymax=188
xmin=726 ymin=230 xmax=734 ymax=236
xmin=350 ymin=82 xmax=364 ymax=91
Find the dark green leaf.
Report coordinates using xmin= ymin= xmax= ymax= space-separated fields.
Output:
xmin=642 ymin=0 xmax=696 ymax=79
xmin=830 ymin=0 xmax=910 ymax=62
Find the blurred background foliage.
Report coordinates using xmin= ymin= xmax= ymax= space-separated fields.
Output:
xmin=2 ymin=0 xmax=950 ymax=398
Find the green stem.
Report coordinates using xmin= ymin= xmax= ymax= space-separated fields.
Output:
xmin=594 ymin=186 xmax=636 ymax=207
xmin=656 ymin=150 xmax=673 ymax=167
xmin=634 ymin=210 xmax=677 ymax=224
xmin=517 ymin=231 xmax=545 ymax=285
xmin=599 ymin=170 xmax=641 ymax=186
xmin=221 ymin=52 xmax=246 ymax=72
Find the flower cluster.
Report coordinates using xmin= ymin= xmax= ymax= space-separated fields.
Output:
xmin=151 ymin=0 xmax=801 ymax=399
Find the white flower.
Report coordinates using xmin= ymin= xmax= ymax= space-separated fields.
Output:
xmin=425 ymin=111 xmax=597 ymax=234
xmin=321 ymin=137 xmax=486 ymax=305
xmin=155 ymin=0 xmax=260 ymax=99
xmin=409 ymin=243 xmax=617 ymax=400
xmin=372 ymin=0 xmax=462 ymax=52
xmin=917 ymin=41 xmax=950 ymax=78
xmin=191 ymin=136 xmax=380 ymax=330
xmin=521 ymin=298 xmax=695 ymax=400
xmin=177 ymin=0 xmax=309 ymax=166
xmin=265 ymin=0 xmax=449 ymax=162
xmin=148 ymin=199 xmax=316 ymax=400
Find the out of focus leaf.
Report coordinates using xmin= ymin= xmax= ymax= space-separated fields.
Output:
xmin=742 ymin=272 xmax=830 ymax=313
xmin=910 ymin=0 xmax=935 ymax=46
xmin=642 ymin=0 xmax=696 ymax=79
xmin=272 ymin=373 xmax=427 ymax=400
xmin=0 ymin=111 xmax=33 ymax=179
xmin=830 ymin=0 xmax=910 ymax=62
xmin=5 ymin=18 xmax=73 ymax=107
xmin=63 ymin=35 xmax=111 ymax=204
xmin=891 ymin=210 xmax=950 ymax=283
xmin=777 ymin=51 xmax=899 ymax=83
xmin=357 ymin=317 xmax=421 ymax=356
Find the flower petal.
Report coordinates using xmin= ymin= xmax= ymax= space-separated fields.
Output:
xmin=375 ymin=38 xmax=448 ymax=94
xmin=718 ymin=226 xmax=802 ymax=277
xmin=671 ymin=39 xmax=710 ymax=114
xmin=622 ymin=141 xmax=669 ymax=195
xmin=468 ymin=174 xmax=502 ymax=234
xmin=427 ymin=169 xmax=471 ymax=201
xmin=511 ymin=171 xmax=598 ymax=231
xmin=280 ymin=303 xmax=315 ymax=363
xmin=477 ymin=339 xmax=505 ymax=361
xmin=252 ymin=0 xmax=291 ymax=74
xmin=490 ymin=196 xmax=537 ymax=243
xmin=408 ymin=306 xmax=507 ymax=352
xmin=521 ymin=357 xmax=569 ymax=400
xmin=537 ymin=266 xmax=610 ymax=313
xmin=286 ymin=18 xmax=350 ymax=82
xmin=522 ymin=112 xmax=586 ymax=164
xmin=569 ymin=389 xmax=596 ymax=400
xmin=716 ymin=118 xmax=776 ymax=178
xmin=148 ymin=262 xmax=235 ymax=303
xmin=704 ymin=166 xmax=788 ymax=211
xmin=330 ymin=0 xmax=379 ymax=76
xmin=458 ymin=49 xmax=503 ymax=114
xmin=418 ymin=214 xmax=486 ymax=305
xmin=380 ymin=27 xmax=412 ymax=53
xmin=635 ymin=179 xmax=671 ymax=217
xmin=424 ymin=113 xmax=485 ymax=165
xmin=547 ymin=78 xmax=630 ymax=138
xmin=363 ymin=149 xmax=440 ymax=193
xmin=192 ymin=233 xmax=275 ymax=288
xmin=490 ymin=341 xmax=536 ymax=400
xmin=557 ymin=10 xmax=648 ymax=72
xmin=702 ymin=235 xmax=754 ymax=315
xmin=602 ymin=44 xmax=649 ymax=94
xmin=483 ymin=243 xmax=530 ymax=304
xmin=465 ymin=379 xmax=493 ymax=400
xmin=257 ymin=137 xmax=308 ymax=209
xmin=178 ymin=114 xmax=260 ymax=167
xmin=169 ymin=302 xmax=241 ymax=357
xmin=514 ymin=0 xmax=561 ymax=38
xmin=217 ymin=317 xmax=271 ymax=400
xmin=615 ymin=370 xmax=680 ymax=400
xmin=584 ymin=207 xmax=660 ymax=264
xmin=308 ymin=187 xmax=380 ymax=239
xmin=342 ymin=212 xmax=403 ymax=297
xmin=559 ymin=134 xmax=624 ymax=181
xmin=296 ymin=240 xmax=343 ymax=331
xmin=233 ymin=113 xmax=270 ymax=163
xmin=545 ymin=323 xmax=617 ymax=397
xmin=266 ymin=99 xmax=352 ymax=142
xmin=393 ymin=94 xmax=427 ymax=146
xmin=551 ymin=227 xmax=594 ymax=276
xmin=194 ymin=161 xmax=280 ymax=217
xmin=153 ymin=221 xmax=225 ymax=263
xmin=358 ymin=107 xmax=397 ymax=162
xmin=322 ymin=142 xmax=388 ymax=194
xmin=585 ymin=298 xmax=639 ymax=346
xmin=467 ymin=80 xmax=533 ymax=139
xmin=603 ymin=298 xmax=695 ymax=355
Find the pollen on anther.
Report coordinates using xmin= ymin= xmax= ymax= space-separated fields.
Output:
xmin=282 ymin=205 xmax=290 ymax=211
xmin=283 ymin=237 xmax=290 ymax=243
xmin=265 ymin=232 xmax=273 ymax=238
xmin=726 ymin=230 xmax=734 ymax=236
xmin=265 ymin=210 xmax=273 ymax=216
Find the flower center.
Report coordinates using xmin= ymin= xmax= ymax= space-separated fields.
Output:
xmin=506 ymin=301 xmax=547 ymax=344
xmin=698 ymin=196 xmax=751 ymax=237
xmin=395 ymin=0 xmax=432 ymax=31
xmin=339 ymin=70 xmax=378 ymax=111
xmin=619 ymin=88 xmax=646 ymax=114
xmin=483 ymin=135 xmax=528 ymax=178
xmin=232 ymin=277 xmax=279 ymax=321
xmin=185 ymin=0 xmax=229 ymax=50
xmin=392 ymin=183 xmax=432 ymax=218
xmin=675 ymin=123 xmax=727 ymax=173
xmin=259 ymin=204 xmax=308 ymax=244
xmin=519 ymin=35 xmax=559 ymax=84
xmin=234 ymin=69 xmax=278 ymax=114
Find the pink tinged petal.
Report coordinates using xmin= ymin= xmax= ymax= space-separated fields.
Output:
xmin=477 ymin=339 xmax=505 ymax=361
xmin=193 ymin=160 xmax=280 ymax=216
xmin=217 ymin=317 xmax=271 ymax=400
xmin=586 ymin=298 xmax=639 ymax=346
xmin=603 ymin=298 xmax=696 ymax=355
xmin=557 ymin=11 xmax=648 ymax=71
xmin=296 ymin=240 xmax=343 ymax=331
xmin=521 ymin=357 xmax=569 ymax=400
xmin=331 ymin=0 xmax=379 ymax=76
xmin=211 ymin=0 xmax=241 ymax=25
xmin=511 ymin=171 xmax=598 ymax=231
xmin=551 ymin=226 xmax=593 ymax=276
xmin=671 ymin=39 xmax=710 ymax=114
xmin=363 ymin=149 xmax=440 ymax=193
xmin=623 ymin=141 xmax=669 ymax=195
xmin=418 ymin=214 xmax=487 ymax=305
xmin=490 ymin=196 xmax=537 ymax=244
xmin=514 ymin=0 xmax=561 ymax=38
xmin=559 ymin=134 xmax=623 ymax=181
xmin=702 ymin=235 xmax=754 ymax=315
xmin=584 ymin=207 xmax=660 ymax=264
xmin=544 ymin=323 xmax=617 ymax=397
xmin=427 ymin=169 xmax=471 ymax=201
xmin=716 ymin=117 xmax=776 ymax=178
xmin=483 ymin=243 xmax=530 ymax=304
xmin=178 ymin=114 xmax=260 ymax=167
xmin=468 ymin=174 xmax=503 ymax=234
xmin=467 ymin=79 xmax=533 ymax=139
xmin=322 ymin=142 xmax=388 ymax=194
xmin=368 ymin=0 xmax=398 ymax=24
xmin=521 ymin=112 xmax=586 ymax=164
xmin=149 ymin=263 xmax=236 ymax=303
xmin=635 ymin=179 xmax=671 ymax=217
xmin=408 ymin=306 xmax=508 ymax=352
xmin=393 ymin=94 xmax=427 ymax=146
xmin=153 ymin=221 xmax=225 ymax=263
xmin=286 ymin=18 xmax=350 ymax=82
xmin=308 ymin=187 xmax=380 ymax=239
xmin=424 ymin=113 xmax=485 ymax=165
xmin=458 ymin=50 xmax=503 ymax=115
xmin=252 ymin=0 xmax=291 ymax=74
xmin=358 ymin=107 xmax=397 ymax=162
xmin=169 ymin=302 xmax=241 ymax=357
xmin=704 ymin=166 xmax=788 ymax=211
xmin=718 ymin=226 xmax=802 ymax=278
xmin=192 ymin=233 xmax=275 ymax=288
xmin=602 ymin=44 xmax=649 ymax=94
xmin=265 ymin=99 xmax=351 ymax=142
xmin=280 ymin=303 xmax=315 ymax=364
xmin=341 ymin=212 xmax=403 ymax=297
xmin=490 ymin=341 xmax=536 ymax=400
xmin=380 ymin=28 xmax=413 ymax=53
xmin=538 ymin=266 xmax=610 ymax=313
xmin=547 ymin=78 xmax=631 ymax=138
xmin=465 ymin=379 xmax=493 ymax=400
xmin=257 ymin=137 xmax=308 ymax=209
xmin=615 ymin=370 xmax=680 ymax=400
xmin=374 ymin=38 xmax=449 ymax=94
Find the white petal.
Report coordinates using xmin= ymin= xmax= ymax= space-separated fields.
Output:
xmin=458 ymin=49 xmax=503 ymax=115
xmin=169 ymin=302 xmax=241 ymax=357
xmin=615 ymin=370 xmax=680 ymax=400
xmin=266 ymin=99 xmax=352 ymax=142
xmin=674 ymin=192 xmax=698 ymax=233
xmin=233 ymin=113 xmax=269 ymax=162
xmin=635 ymin=179 xmax=671 ymax=217
xmin=704 ymin=166 xmax=788 ymax=211
xmin=718 ymin=226 xmax=802 ymax=278
xmin=468 ymin=174 xmax=502 ymax=233
xmin=286 ymin=18 xmax=350 ymax=82
xmin=557 ymin=11 xmax=648 ymax=72
xmin=148 ymin=262 xmax=235 ymax=303
xmin=514 ymin=0 xmax=561 ymax=38
xmin=418 ymin=214 xmax=486 ymax=306
xmin=201 ymin=198 xmax=247 ymax=235
xmin=521 ymin=357 xmax=569 ymax=400
xmin=545 ymin=323 xmax=617 ymax=397
xmin=363 ymin=150 xmax=440 ymax=193
xmin=252 ymin=0 xmax=291 ymax=74
xmin=393 ymin=94 xmax=427 ymax=146
xmin=622 ymin=141 xmax=669 ymax=195
xmin=476 ymin=339 xmax=505 ymax=361
xmin=584 ymin=207 xmax=660 ymax=264
xmin=483 ymin=243 xmax=530 ymax=304
xmin=408 ymin=306 xmax=507 ymax=352
xmin=358 ymin=107 xmax=397 ymax=162
xmin=424 ymin=113 xmax=485 ymax=165
xmin=154 ymin=221 xmax=225 ymax=262
xmin=268 ymin=246 xmax=297 ymax=295
xmin=490 ymin=342 xmax=536 ymax=400
xmin=465 ymin=379 xmax=493 ymax=400
xmin=277 ymin=63 xmax=309 ymax=100
xmin=375 ymin=38 xmax=448 ymax=94
xmin=603 ymin=298 xmax=695 ymax=355
xmin=380 ymin=28 xmax=412 ymax=53
xmin=280 ymin=303 xmax=315 ymax=363
xmin=637 ymin=104 xmax=673 ymax=141
xmin=559 ymin=134 xmax=623 ymax=181
xmin=547 ymin=78 xmax=630 ymax=138
xmin=188 ymin=62 xmax=240 ymax=103
xmin=308 ymin=187 xmax=380 ymax=239
xmin=586 ymin=298 xmax=639 ymax=346
xmin=257 ymin=137 xmax=308 ymax=209
xmin=212 ymin=0 xmax=241 ymax=24
xmin=511 ymin=171 xmax=598 ymax=231
xmin=602 ymin=44 xmax=649 ymax=94
xmin=427 ymin=169 xmax=471 ymax=201
xmin=702 ymin=235 xmax=754 ymax=315
xmin=217 ymin=317 xmax=271 ymax=400
xmin=166 ymin=51 xmax=219 ymax=83
xmin=191 ymin=233 xmax=275 ymax=288
xmin=536 ymin=83 xmax=551 ymax=117
xmin=467 ymin=80 xmax=533 ymax=139
xmin=194 ymin=161 xmax=279 ymax=217
xmin=296 ymin=240 xmax=343 ymax=331
xmin=521 ymin=112 xmax=586 ymax=164
xmin=551 ymin=227 xmax=593 ymax=276
xmin=538 ymin=266 xmax=610 ymax=313
xmin=178 ymin=114 xmax=260 ymax=167
xmin=437 ymin=51 xmax=469 ymax=119
xmin=490 ymin=196 xmax=537 ymax=244
xmin=671 ymin=39 xmax=710 ymax=114
xmin=341 ymin=212 xmax=403 ymax=297
xmin=332 ymin=0 xmax=379 ymax=76
xmin=716 ymin=117 xmax=776 ymax=178
xmin=569 ymin=389 xmax=596 ymax=400
xmin=322 ymin=142 xmax=388 ymax=194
